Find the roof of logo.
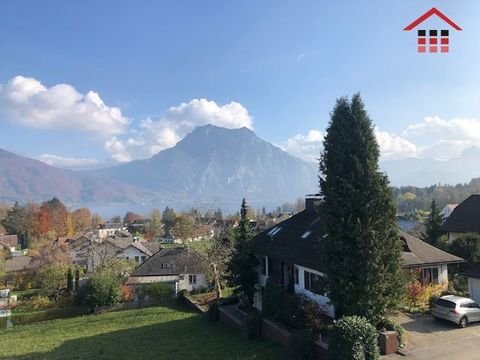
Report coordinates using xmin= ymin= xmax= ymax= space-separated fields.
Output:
xmin=404 ymin=7 xmax=462 ymax=31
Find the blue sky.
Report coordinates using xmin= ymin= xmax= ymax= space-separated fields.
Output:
xmin=0 ymin=0 xmax=479 ymax=168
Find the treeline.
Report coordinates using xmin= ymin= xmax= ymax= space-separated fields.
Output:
xmin=393 ymin=178 xmax=480 ymax=213
xmin=1 ymin=198 xmax=97 ymax=249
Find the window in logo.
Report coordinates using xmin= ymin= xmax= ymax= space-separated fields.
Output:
xmin=404 ymin=8 xmax=461 ymax=54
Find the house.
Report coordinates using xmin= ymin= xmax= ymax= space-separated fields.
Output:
xmin=440 ymin=204 xmax=458 ymax=220
xmin=95 ymin=223 xmax=128 ymax=239
xmin=403 ymin=7 xmax=462 ymax=54
xmin=252 ymin=196 xmax=464 ymax=317
xmin=442 ymin=195 xmax=480 ymax=241
xmin=126 ymin=247 xmax=208 ymax=294
xmin=0 ymin=235 xmax=18 ymax=248
xmin=69 ymin=235 xmax=159 ymax=272
xmin=461 ymin=268 xmax=480 ymax=304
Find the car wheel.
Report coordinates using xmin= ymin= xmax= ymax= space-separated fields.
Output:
xmin=459 ymin=316 xmax=468 ymax=328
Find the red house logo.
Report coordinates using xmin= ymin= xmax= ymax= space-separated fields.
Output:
xmin=404 ymin=7 xmax=462 ymax=53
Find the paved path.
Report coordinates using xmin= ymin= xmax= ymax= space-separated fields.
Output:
xmin=384 ymin=313 xmax=480 ymax=359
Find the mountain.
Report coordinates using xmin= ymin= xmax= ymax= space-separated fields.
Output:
xmin=93 ymin=125 xmax=318 ymax=207
xmin=0 ymin=125 xmax=318 ymax=208
xmin=381 ymin=147 xmax=480 ymax=187
xmin=0 ymin=149 xmax=151 ymax=203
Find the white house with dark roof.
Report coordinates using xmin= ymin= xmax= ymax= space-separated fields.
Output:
xmin=126 ymin=247 xmax=208 ymax=294
xmin=252 ymin=196 xmax=464 ymax=317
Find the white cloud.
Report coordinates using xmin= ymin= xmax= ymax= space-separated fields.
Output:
xmin=105 ymin=98 xmax=253 ymax=162
xmin=0 ymin=76 xmax=129 ymax=137
xmin=281 ymin=130 xmax=324 ymax=162
xmin=373 ymin=128 xmax=418 ymax=160
xmin=36 ymin=154 xmax=100 ymax=169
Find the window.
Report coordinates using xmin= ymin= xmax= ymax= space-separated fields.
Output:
xmin=134 ymin=256 xmax=140 ymax=263
xmin=421 ymin=267 xmax=439 ymax=284
xmin=304 ymin=271 xmax=327 ymax=295
xmin=301 ymin=231 xmax=312 ymax=239
xmin=141 ymin=256 xmax=146 ymax=263
xmin=188 ymin=275 xmax=197 ymax=285
xmin=261 ymin=256 xmax=267 ymax=275
xmin=417 ymin=29 xmax=449 ymax=53
xmin=161 ymin=263 xmax=173 ymax=269
xmin=294 ymin=266 xmax=299 ymax=284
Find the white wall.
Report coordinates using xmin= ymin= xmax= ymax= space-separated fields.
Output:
xmin=469 ymin=278 xmax=480 ymax=303
xmin=294 ymin=265 xmax=335 ymax=318
xmin=122 ymin=246 xmax=147 ymax=264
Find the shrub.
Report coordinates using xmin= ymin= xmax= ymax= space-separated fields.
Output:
xmin=148 ymin=282 xmax=173 ymax=299
xmin=206 ymin=302 xmax=219 ymax=322
xmin=31 ymin=295 xmax=52 ymax=309
xmin=405 ymin=281 xmax=444 ymax=311
xmin=121 ymin=284 xmax=134 ymax=303
xmin=301 ymin=298 xmax=329 ymax=335
xmin=378 ymin=318 xmax=405 ymax=347
xmin=262 ymin=280 xmax=285 ymax=317
xmin=135 ymin=285 xmax=147 ymax=304
xmin=329 ymin=316 xmax=380 ymax=360
xmin=289 ymin=328 xmax=315 ymax=360
xmin=246 ymin=309 xmax=263 ymax=339
xmin=89 ymin=270 xmax=122 ymax=307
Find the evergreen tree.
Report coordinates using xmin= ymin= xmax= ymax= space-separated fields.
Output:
xmin=422 ymin=199 xmax=444 ymax=246
xmin=226 ymin=198 xmax=258 ymax=307
xmin=319 ymin=94 xmax=403 ymax=323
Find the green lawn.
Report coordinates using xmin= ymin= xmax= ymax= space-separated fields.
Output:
xmin=0 ymin=304 xmax=285 ymax=360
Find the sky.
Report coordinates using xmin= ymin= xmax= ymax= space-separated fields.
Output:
xmin=1 ymin=0 xmax=480 ymax=169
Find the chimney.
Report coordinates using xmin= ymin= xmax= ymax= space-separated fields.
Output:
xmin=305 ymin=194 xmax=322 ymax=213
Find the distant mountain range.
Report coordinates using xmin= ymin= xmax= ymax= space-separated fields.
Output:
xmin=1 ymin=125 xmax=479 ymax=209
xmin=381 ymin=147 xmax=480 ymax=187
xmin=0 ymin=125 xmax=318 ymax=208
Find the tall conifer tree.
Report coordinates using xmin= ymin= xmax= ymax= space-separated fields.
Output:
xmin=319 ymin=94 xmax=403 ymax=322
xmin=422 ymin=199 xmax=444 ymax=246
xmin=226 ymin=198 xmax=258 ymax=307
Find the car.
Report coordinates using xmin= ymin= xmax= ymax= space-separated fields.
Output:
xmin=432 ymin=295 xmax=480 ymax=328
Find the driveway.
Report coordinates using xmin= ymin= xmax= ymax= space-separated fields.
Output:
xmin=385 ymin=312 xmax=480 ymax=360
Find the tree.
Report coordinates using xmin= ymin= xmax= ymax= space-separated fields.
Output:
xmin=226 ymin=199 xmax=258 ymax=307
xmin=171 ymin=215 xmax=194 ymax=244
xmin=110 ymin=215 xmax=121 ymax=224
xmin=199 ymin=228 xmax=234 ymax=299
xmin=145 ymin=209 xmax=164 ymax=240
xmin=88 ymin=269 xmax=122 ymax=307
xmin=123 ymin=211 xmax=143 ymax=225
xmin=91 ymin=213 xmax=104 ymax=228
xmin=36 ymin=263 xmax=70 ymax=301
xmin=422 ymin=199 xmax=444 ymax=246
xmin=71 ymin=208 xmax=92 ymax=234
xmin=162 ymin=207 xmax=177 ymax=235
xmin=38 ymin=198 xmax=69 ymax=236
xmin=319 ymin=94 xmax=403 ymax=323
xmin=1 ymin=202 xmax=37 ymax=248
xmin=449 ymin=233 xmax=480 ymax=266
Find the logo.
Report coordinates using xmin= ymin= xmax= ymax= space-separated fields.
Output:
xmin=404 ymin=7 xmax=461 ymax=53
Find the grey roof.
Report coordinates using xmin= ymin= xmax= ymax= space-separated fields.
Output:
xmin=400 ymin=230 xmax=464 ymax=267
xmin=442 ymin=195 xmax=480 ymax=233
xmin=5 ymin=256 xmax=34 ymax=272
xmin=0 ymin=235 xmax=18 ymax=247
xmin=130 ymin=247 xmax=206 ymax=276
xmin=252 ymin=209 xmax=464 ymax=271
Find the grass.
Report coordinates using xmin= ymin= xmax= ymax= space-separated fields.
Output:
xmin=0 ymin=304 xmax=286 ymax=360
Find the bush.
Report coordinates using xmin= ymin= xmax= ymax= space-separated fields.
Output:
xmin=405 ymin=281 xmax=444 ymax=311
xmin=89 ymin=270 xmax=122 ymax=307
xmin=262 ymin=280 xmax=304 ymax=329
xmin=206 ymin=302 xmax=219 ymax=322
xmin=246 ymin=309 xmax=263 ymax=339
xmin=148 ymin=282 xmax=174 ymax=299
xmin=378 ymin=318 xmax=405 ymax=347
xmin=31 ymin=295 xmax=52 ymax=309
xmin=121 ymin=285 xmax=134 ymax=303
xmin=329 ymin=316 xmax=380 ymax=360
xmin=289 ymin=329 xmax=315 ymax=360
xmin=262 ymin=280 xmax=285 ymax=317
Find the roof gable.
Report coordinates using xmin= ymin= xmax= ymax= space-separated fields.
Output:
xmin=404 ymin=7 xmax=462 ymax=31
xmin=442 ymin=195 xmax=480 ymax=233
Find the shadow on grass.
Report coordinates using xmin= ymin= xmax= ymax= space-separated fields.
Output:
xmin=0 ymin=305 xmax=285 ymax=360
